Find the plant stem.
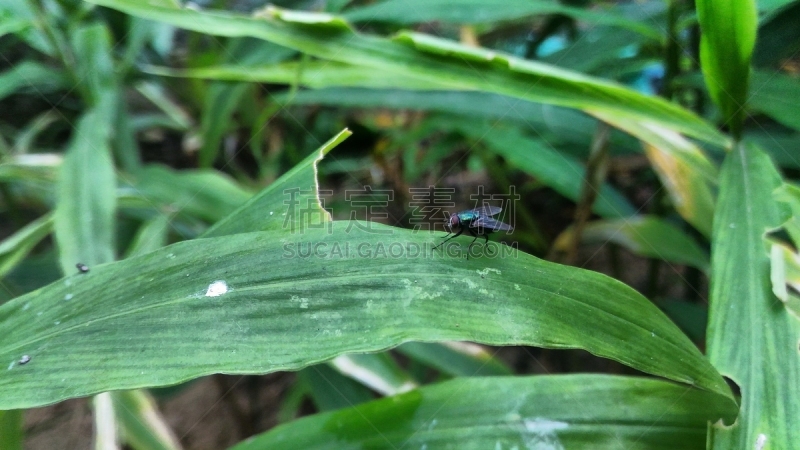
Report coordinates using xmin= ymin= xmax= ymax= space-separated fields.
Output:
xmin=564 ymin=122 xmax=611 ymax=265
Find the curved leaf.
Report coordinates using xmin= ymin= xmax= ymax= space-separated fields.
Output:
xmin=85 ymin=0 xmax=726 ymax=147
xmin=230 ymin=375 xmax=732 ymax=450
xmin=203 ymin=129 xmax=350 ymax=237
xmin=0 ymin=221 xmax=733 ymax=410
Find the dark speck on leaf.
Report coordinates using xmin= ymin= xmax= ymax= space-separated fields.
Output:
xmin=19 ymin=355 xmax=31 ymax=365
xmin=76 ymin=263 xmax=89 ymax=273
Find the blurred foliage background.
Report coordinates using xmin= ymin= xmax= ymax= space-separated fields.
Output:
xmin=1 ymin=0 xmax=799 ymax=449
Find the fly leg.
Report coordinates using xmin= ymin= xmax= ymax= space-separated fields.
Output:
xmin=466 ymin=228 xmax=482 ymax=259
xmin=433 ymin=228 xmax=462 ymax=251
xmin=483 ymin=234 xmax=497 ymax=256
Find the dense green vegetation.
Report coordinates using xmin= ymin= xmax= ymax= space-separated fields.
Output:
xmin=1 ymin=0 xmax=798 ymax=448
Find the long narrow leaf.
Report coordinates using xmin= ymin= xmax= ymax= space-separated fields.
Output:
xmin=706 ymin=143 xmax=800 ymax=448
xmin=86 ymin=0 xmax=726 ymax=147
xmin=230 ymin=375 xmax=730 ymax=450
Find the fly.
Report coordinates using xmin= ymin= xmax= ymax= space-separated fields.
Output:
xmin=433 ymin=205 xmax=513 ymax=256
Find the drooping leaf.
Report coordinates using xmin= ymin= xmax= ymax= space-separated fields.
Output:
xmin=85 ymin=0 xmax=727 ymax=147
xmin=706 ymin=143 xmax=800 ymax=448
xmin=593 ymin=112 xmax=718 ymax=236
xmin=230 ymin=375 xmax=731 ymax=450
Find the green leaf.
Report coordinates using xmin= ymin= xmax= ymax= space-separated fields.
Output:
xmin=706 ymin=143 xmax=800 ymax=448
xmin=198 ymin=81 xmax=250 ymax=168
xmin=553 ymin=216 xmax=710 ymax=272
xmin=0 ymin=220 xmax=734 ymax=410
xmin=111 ymin=390 xmax=181 ymax=450
xmin=229 ymin=375 xmax=729 ymax=450
xmin=144 ymin=61 xmax=440 ymax=90
xmin=53 ymin=105 xmax=117 ymax=270
xmin=396 ymin=341 xmax=512 ymax=376
xmin=0 ymin=213 xmax=53 ymax=279
xmin=124 ymin=214 xmax=172 ymax=258
xmin=447 ymin=119 xmax=636 ymax=219
xmin=300 ymin=364 xmax=375 ymax=412
xmin=343 ymin=0 xmax=662 ymax=40
xmin=203 ymin=129 xmax=351 ymax=237
xmin=0 ymin=61 xmax=69 ymax=102
xmin=696 ymin=0 xmax=757 ymax=137
xmin=85 ymin=0 xmax=727 ymax=147
xmin=748 ymin=70 xmax=800 ymax=133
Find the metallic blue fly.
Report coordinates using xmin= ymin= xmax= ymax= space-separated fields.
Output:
xmin=433 ymin=205 xmax=513 ymax=255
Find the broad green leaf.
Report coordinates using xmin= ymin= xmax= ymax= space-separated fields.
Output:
xmin=0 ymin=221 xmax=734 ymax=410
xmin=343 ymin=0 xmax=662 ymax=40
xmin=53 ymin=106 xmax=117 ymax=269
xmin=111 ymin=390 xmax=182 ymax=450
xmin=748 ymin=70 xmax=800 ymax=133
xmin=553 ymin=216 xmax=710 ymax=272
xmin=0 ymin=61 xmax=69 ymax=102
xmin=0 ymin=213 xmax=53 ymax=278
xmin=203 ymin=129 xmax=351 ymax=237
xmin=707 ymin=143 xmax=800 ymax=448
xmin=85 ymin=0 xmax=727 ymax=147
xmin=330 ymin=353 xmax=417 ymax=395
xmin=447 ymin=119 xmax=635 ymax=219
xmin=593 ymin=112 xmax=718 ymax=236
xmin=696 ymin=0 xmax=757 ymax=137
xmin=230 ymin=374 xmax=729 ymax=450
xmin=397 ymin=341 xmax=512 ymax=376
xmin=0 ymin=409 xmax=22 ymax=450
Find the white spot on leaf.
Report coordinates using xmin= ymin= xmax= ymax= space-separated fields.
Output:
xmin=755 ymin=434 xmax=767 ymax=450
xmin=205 ymin=280 xmax=228 ymax=297
xmin=64 ymin=294 xmax=73 ymax=301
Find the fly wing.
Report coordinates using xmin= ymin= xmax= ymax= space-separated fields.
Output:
xmin=470 ymin=216 xmax=513 ymax=232
xmin=471 ymin=205 xmax=502 ymax=217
